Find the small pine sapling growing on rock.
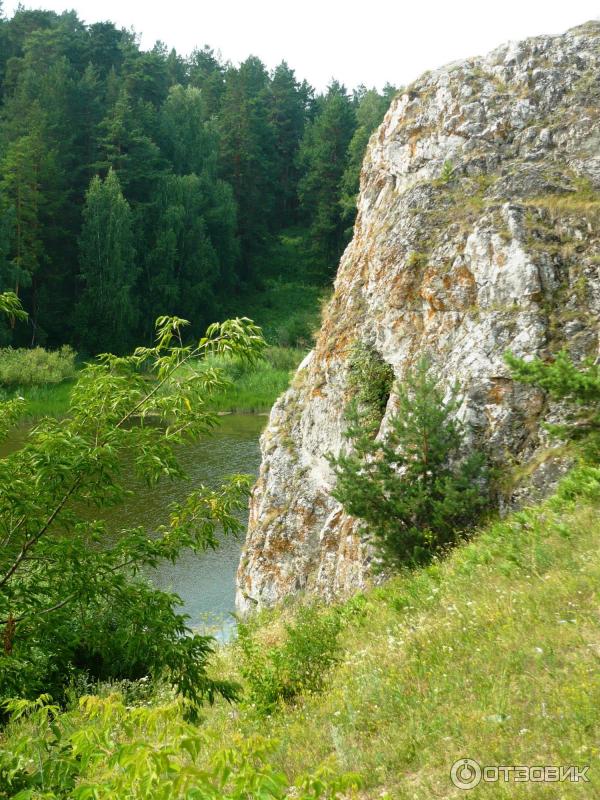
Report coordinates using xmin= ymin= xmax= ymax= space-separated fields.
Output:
xmin=506 ymin=349 xmax=600 ymax=460
xmin=330 ymin=358 xmax=489 ymax=568
xmin=439 ymin=159 xmax=455 ymax=185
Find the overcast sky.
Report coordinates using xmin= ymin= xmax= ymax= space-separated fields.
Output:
xmin=5 ymin=1 xmax=600 ymax=91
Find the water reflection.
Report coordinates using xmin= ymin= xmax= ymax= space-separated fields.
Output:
xmin=1 ymin=414 xmax=265 ymax=639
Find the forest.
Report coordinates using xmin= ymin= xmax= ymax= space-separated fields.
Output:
xmin=0 ymin=4 xmax=395 ymax=355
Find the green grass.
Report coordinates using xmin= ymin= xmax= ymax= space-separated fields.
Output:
xmin=201 ymin=467 xmax=600 ymax=797
xmin=4 ymin=465 xmax=600 ymax=797
xmin=1 ymin=346 xmax=306 ymax=421
xmin=1 ymin=380 xmax=74 ymax=419
xmin=225 ymin=278 xmax=328 ymax=349
xmin=193 ymin=347 xmax=307 ymax=413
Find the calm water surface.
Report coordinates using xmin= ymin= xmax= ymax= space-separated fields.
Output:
xmin=1 ymin=414 xmax=265 ymax=638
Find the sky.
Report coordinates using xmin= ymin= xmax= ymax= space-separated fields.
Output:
xmin=4 ymin=0 xmax=600 ymax=91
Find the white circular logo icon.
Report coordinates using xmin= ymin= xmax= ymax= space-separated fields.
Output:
xmin=451 ymin=759 xmax=482 ymax=790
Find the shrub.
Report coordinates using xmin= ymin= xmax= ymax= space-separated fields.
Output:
xmin=438 ymin=159 xmax=455 ymax=184
xmin=330 ymin=358 xmax=489 ymax=568
xmin=187 ymin=346 xmax=306 ymax=413
xmin=0 ymin=694 xmax=361 ymax=799
xmin=0 ymin=345 xmax=76 ymax=386
xmin=0 ymin=316 xmax=265 ymax=712
xmin=264 ymin=345 xmax=305 ymax=372
xmin=345 ymin=341 xmax=394 ymax=430
xmin=237 ymin=605 xmax=343 ymax=716
xmin=506 ymin=349 xmax=600 ymax=459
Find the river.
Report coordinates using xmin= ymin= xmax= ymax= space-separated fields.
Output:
xmin=0 ymin=414 xmax=265 ymax=639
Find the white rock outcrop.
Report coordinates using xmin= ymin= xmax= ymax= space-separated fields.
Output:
xmin=237 ymin=22 xmax=600 ymax=614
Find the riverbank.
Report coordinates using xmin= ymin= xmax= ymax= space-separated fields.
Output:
xmin=197 ymin=346 xmax=306 ymax=413
xmin=2 ymin=380 xmax=74 ymax=419
xmin=2 ymin=346 xmax=306 ymax=420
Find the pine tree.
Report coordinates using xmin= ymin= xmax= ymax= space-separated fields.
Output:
xmin=506 ymin=350 xmax=600 ymax=458
xmin=297 ymin=81 xmax=356 ymax=273
xmin=340 ymin=85 xmax=395 ymax=229
xmin=98 ymin=88 xmax=165 ymax=205
xmin=0 ymin=122 xmax=51 ymax=296
xmin=75 ymin=169 xmax=137 ymax=354
xmin=268 ymin=61 xmax=310 ymax=228
xmin=217 ymin=57 xmax=276 ymax=278
xmin=330 ymin=358 xmax=488 ymax=567
xmin=188 ymin=46 xmax=225 ymax=116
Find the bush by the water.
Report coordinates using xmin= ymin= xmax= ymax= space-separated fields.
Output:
xmin=0 ymin=345 xmax=76 ymax=386
xmin=0 ymin=315 xmax=265 ymax=712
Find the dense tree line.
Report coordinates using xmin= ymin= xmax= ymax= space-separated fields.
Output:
xmin=0 ymin=6 xmax=395 ymax=353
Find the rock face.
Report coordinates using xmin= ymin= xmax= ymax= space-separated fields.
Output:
xmin=236 ymin=22 xmax=600 ymax=614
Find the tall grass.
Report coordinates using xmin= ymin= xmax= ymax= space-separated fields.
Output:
xmin=194 ymin=346 xmax=306 ymax=413
xmin=194 ymin=466 xmax=600 ymax=797
xmin=17 ymin=381 xmax=75 ymax=419
xmin=0 ymin=345 xmax=305 ymax=422
xmin=0 ymin=381 xmax=74 ymax=420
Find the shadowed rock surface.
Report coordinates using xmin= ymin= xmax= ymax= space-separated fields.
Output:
xmin=237 ymin=22 xmax=600 ymax=614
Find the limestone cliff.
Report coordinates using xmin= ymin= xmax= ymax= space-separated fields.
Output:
xmin=237 ymin=22 xmax=600 ymax=613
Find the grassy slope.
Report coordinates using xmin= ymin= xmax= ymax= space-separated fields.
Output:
xmin=201 ymin=469 xmax=600 ymax=797
xmin=4 ymin=468 xmax=599 ymax=797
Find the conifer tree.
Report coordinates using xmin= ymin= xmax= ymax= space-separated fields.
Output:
xmin=506 ymin=350 xmax=600 ymax=458
xmin=297 ymin=81 xmax=356 ymax=272
xmin=0 ymin=124 xmax=50 ymax=296
xmin=330 ymin=358 xmax=488 ymax=567
xmin=340 ymin=85 xmax=395 ymax=228
xmin=75 ymin=169 xmax=137 ymax=353
xmin=217 ymin=57 xmax=276 ymax=278
xmin=268 ymin=61 xmax=310 ymax=227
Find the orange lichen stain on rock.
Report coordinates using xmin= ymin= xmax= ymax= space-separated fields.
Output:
xmin=487 ymin=377 xmax=512 ymax=404
xmin=441 ymin=264 xmax=477 ymax=308
xmin=421 ymin=290 xmax=446 ymax=313
xmin=318 ymin=509 xmax=345 ymax=550
xmin=391 ymin=311 xmax=425 ymax=339
xmin=385 ymin=263 xmax=423 ymax=308
xmin=257 ymin=505 xmax=288 ymax=531
xmin=408 ymin=129 xmax=422 ymax=157
xmin=452 ymin=264 xmax=477 ymax=289
xmin=264 ymin=535 xmax=297 ymax=559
